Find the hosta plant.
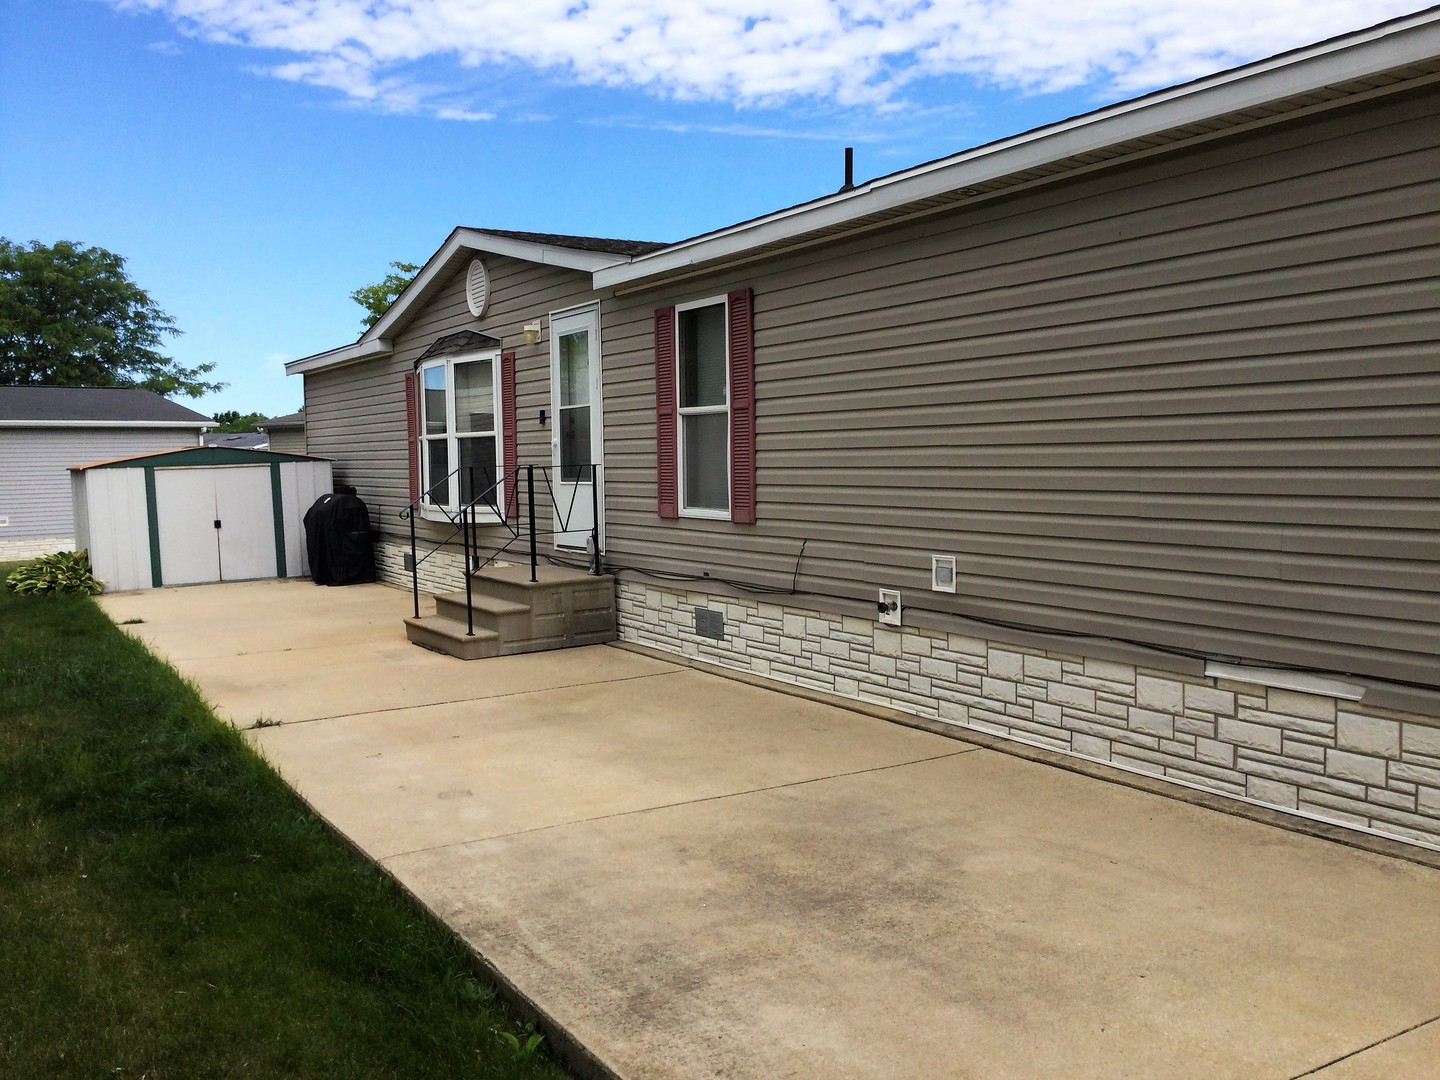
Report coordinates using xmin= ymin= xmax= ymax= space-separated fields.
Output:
xmin=6 ymin=550 xmax=104 ymax=595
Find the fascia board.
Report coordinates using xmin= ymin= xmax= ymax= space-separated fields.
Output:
xmin=0 ymin=420 xmax=212 ymax=428
xmin=365 ymin=228 xmax=632 ymax=344
xmin=285 ymin=337 xmax=392 ymax=375
xmin=595 ymin=11 xmax=1440 ymax=290
xmin=452 ymin=229 xmax=637 ymax=272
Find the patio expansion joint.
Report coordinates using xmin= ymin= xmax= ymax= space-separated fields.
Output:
xmin=252 ymin=669 xmax=684 ymax=728
xmin=1287 ymin=1011 xmax=1440 ymax=1078
xmin=378 ymin=746 xmax=983 ymax=863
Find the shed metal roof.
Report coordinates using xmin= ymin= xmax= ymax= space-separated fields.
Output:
xmin=70 ymin=445 xmax=327 ymax=471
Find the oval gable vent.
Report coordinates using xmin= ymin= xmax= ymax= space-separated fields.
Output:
xmin=465 ymin=257 xmax=489 ymax=318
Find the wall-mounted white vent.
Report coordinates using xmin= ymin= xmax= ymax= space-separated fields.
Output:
xmin=931 ymin=554 xmax=957 ymax=593
xmin=465 ymin=258 xmax=490 ymax=318
xmin=0 ymin=516 xmax=8 ymax=527
xmin=877 ymin=588 xmax=902 ymax=627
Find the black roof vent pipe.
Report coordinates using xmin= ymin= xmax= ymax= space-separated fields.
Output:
xmin=840 ymin=146 xmax=854 ymax=192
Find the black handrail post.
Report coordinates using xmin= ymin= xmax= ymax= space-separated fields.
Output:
xmin=526 ymin=465 xmax=538 ymax=583
xmin=462 ymin=501 xmax=474 ymax=637
xmin=408 ymin=507 xmax=419 ymax=618
xmin=590 ymin=463 xmax=601 ymax=575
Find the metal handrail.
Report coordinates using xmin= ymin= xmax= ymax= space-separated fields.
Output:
xmin=398 ymin=462 xmax=602 ymax=636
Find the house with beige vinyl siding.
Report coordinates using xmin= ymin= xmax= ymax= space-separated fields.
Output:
xmin=289 ymin=10 xmax=1440 ymax=850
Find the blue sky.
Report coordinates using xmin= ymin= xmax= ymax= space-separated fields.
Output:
xmin=1 ymin=0 xmax=1424 ymax=419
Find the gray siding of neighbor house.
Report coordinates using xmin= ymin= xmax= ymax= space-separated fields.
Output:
xmin=595 ymin=85 xmax=1439 ymax=688
xmin=0 ymin=427 xmax=202 ymax=542
xmin=304 ymin=255 xmax=599 ymax=543
xmin=266 ymin=427 xmax=307 ymax=455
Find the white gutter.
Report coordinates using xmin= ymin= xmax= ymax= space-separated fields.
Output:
xmin=0 ymin=420 xmax=212 ymax=428
xmin=595 ymin=10 xmax=1440 ymax=290
xmin=286 ymin=337 xmax=391 ymax=376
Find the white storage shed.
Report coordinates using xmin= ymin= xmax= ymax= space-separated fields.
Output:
xmin=71 ymin=447 xmax=334 ymax=592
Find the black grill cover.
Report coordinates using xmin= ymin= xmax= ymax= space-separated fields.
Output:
xmin=303 ymin=492 xmax=376 ymax=586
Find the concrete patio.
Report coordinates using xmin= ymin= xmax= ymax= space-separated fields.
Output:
xmin=100 ymin=578 xmax=1440 ymax=1080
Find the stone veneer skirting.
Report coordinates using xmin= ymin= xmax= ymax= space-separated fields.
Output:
xmin=617 ymin=580 xmax=1440 ymax=851
xmin=0 ymin=537 xmax=75 ymax=562
xmin=375 ymin=538 xmax=467 ymax=597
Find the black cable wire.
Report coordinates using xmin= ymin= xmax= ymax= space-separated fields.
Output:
xmin=597 ymin=558 xmax=1438 ymax=694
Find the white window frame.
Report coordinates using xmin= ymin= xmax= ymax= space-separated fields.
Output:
xmin=675 ymin=295 xmax=731 ymax=519
xmin=418 ymin=349 xmax=504 ymax=524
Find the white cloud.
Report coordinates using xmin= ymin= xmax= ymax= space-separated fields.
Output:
xmin=114 ymin=1 xmax=1427 ymax=116
xmin=146 ymin=39 xmax=183 ymax=55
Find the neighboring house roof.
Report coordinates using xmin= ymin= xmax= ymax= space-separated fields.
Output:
xmin=288 ymin=7 xmax=1440 ymax=376
xmin=258 ymin=411 xmax=305 ymax=430
xmin=0 ymin=385 xmax=213 ymax=427
xmin=202 ymin=431 xmax=269 ymax=450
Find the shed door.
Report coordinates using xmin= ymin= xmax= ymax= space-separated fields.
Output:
xmin=155 ymin=466 xmax=278 ymax=585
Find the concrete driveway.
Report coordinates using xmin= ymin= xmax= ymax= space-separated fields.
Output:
xmin=100 ymin=579 xmax=1440 ymax=1080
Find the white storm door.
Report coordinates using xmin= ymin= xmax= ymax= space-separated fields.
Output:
xmin=550 ymin=307 xmax=604 ymax=549
xmin=214 ymin=466 xmax=278 ymax=581
xmin=154 ymin=469 xmax=222 ymax=585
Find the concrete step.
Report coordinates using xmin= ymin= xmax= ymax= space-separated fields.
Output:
xmin=404 ymin=616 xmax=501 ymax=660
xmin=404 ymin=562 xmax=617 ymax=659
xmin=433 ymin=590 xmax=532 ymax=634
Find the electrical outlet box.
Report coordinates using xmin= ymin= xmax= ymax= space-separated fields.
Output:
xmin=877 ymin=588 xmax=902 ymax=627
xmin=931 ymin=554 xmax=957 ymax=593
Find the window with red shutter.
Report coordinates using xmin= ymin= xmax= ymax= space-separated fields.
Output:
xmin=415 ymin=347 xmax=506 ymax=521
xmin=654 ymin=306 xmax=678 ymax=519
xmin=727 ymin=288 xmax=756 ymax=525
xmin=656 ymin=291 xmax=757 ymax=524
xmin=501 ymin=351 xmax=517 ymax=519
xmin=405 ymin=371 xmax=419 ymax=505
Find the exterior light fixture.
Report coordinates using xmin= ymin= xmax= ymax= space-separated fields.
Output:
xmin=523 ymin=322 xmax=542 ymax=346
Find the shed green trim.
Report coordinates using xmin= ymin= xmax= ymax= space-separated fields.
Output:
xmin=269 ymin=463 xmax=287 ymax=578
xmin=72 ymin=446 xmax=326 ymax=471
xmin=143 ymin=467 xmax=163 ymax=588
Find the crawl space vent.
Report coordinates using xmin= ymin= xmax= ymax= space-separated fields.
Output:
xmin=465 ymin=258 xmax=490 ymax=318
xmin=694 ymin=607 xmax=725 ymax=640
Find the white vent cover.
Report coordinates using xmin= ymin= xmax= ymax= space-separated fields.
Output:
xmin=931 ymin=554 xmax=957 ymax=593
xmin=465 ymin=257 xmax=490 ymax=318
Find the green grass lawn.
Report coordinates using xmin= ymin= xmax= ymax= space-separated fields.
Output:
xmin=0 ymin=569 xmax=572 ymax=1079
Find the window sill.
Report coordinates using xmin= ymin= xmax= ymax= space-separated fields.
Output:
xmin=419 ymin=504 xmax=506 ymax=527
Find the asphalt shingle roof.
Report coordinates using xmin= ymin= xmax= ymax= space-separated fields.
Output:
xmin=0 ymin=385 xmax=212 ymax=424
xmin=460 ymin=228 xmax=666 ymax=257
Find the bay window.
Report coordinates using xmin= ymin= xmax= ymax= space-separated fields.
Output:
xmin=419 ymin=350 xmax=501 ymax=517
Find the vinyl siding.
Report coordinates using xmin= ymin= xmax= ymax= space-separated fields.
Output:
xmin=304 ymin=256 xmax=599 ymax=544
xmin=266 ymin=427 xmax=307 ymax=455
xmin=597 ymin=85 xmax=1439 ymax=687
xmin=0 ymin=427 xmax=202 ymax=541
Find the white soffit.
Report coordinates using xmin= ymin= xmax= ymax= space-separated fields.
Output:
xmin=594 ymin=10 xmax=1440 ymax=290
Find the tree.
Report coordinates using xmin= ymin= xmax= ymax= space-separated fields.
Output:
xmin=0 ymin=238 xmax=224 ymax=398
xmin=350 ymin=260 xmax=419 ymax=331
xmin=211 ymin=410 xmax=269 ymax=432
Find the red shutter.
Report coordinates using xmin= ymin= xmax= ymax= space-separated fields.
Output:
xmin=728 ymin=287 xmax=756 ymax=524
xmin=654 ymin=306 xmax=678 ymax=519
xmin=501 ymin=351 xmax=518 ymax=519
xmin=405 ymin=371 xmax=419 ymax=504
